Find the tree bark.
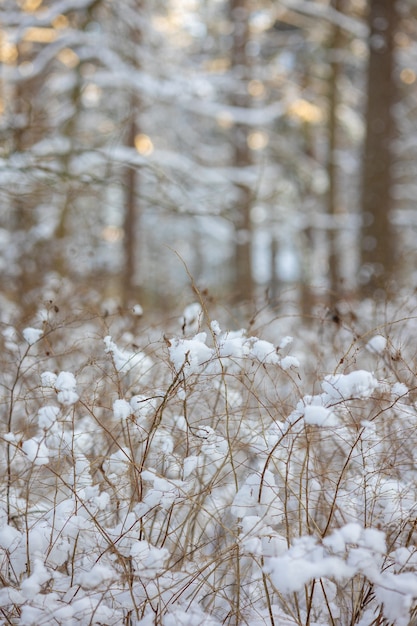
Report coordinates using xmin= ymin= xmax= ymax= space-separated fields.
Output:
xmin=122 ymin=5 xmax=143 ymax=308
xmin=326 ymin=0 xmax=344 ymax=306
xmin=230 ymin=0 xmax=254 ymax=304
xmin=360 ymin=0 xmax=398 ymax=296
xmin=123 ymin=100 xmax=139 ymax=306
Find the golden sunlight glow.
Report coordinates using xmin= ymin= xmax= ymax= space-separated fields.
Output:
xmin=0 ymin=37 xmax=18 ymax=64
xmin=247 ymin=130 xmax=269 ymax=151
xmin=151 ymin=12 xmax=192 ymax=48
xmin=101 ymin=226 xmax=124 ymax=243
xmin=287 ymin=99 xmax=323 ymax=124
xmin=57 ymin=48 xmax=79 ymax=68
xmin=395 ymin=32 xmax=410 ymax=48
xmin=350 ymin=39 xmax=367 ymax=59
xmin=204 ymin=58 xmax=230 ymax=73
xmin=22 ymin=0 xmax=43 ymax=12
xmin=400 ymin=68 xmax=416 ymax=85
xmin=23 ymin=27 xmax=58 ymax=43
xmin=247 ymin=80 xmax=265 ymax=98
xmin=82 ymin=83 xmax=102 ymax=107
xmin=216 ymin=111 xmax=234 ymax=129
xmin=0 ymin=99 xmax=4 ymax=116
xmin=134 ymin=134 xmax=154 ymax=155
xmin=52 ymin=15 xmax=70 ymax=29
xmin=152 ymin=16 xmax=172 ymax=34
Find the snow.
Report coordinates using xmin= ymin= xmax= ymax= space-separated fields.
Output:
xmin=113 ymin=398 xmax=132 ymax=420
xmin=22 ymin=327 xmax=43 ymax=345
xmin=38 ymin=405 xmax=60 ymax=429
xmin=169 ymin=327 xmax=299 ymax=375
xmin=181 ymin=302 xmax=203 ymax=334
xmin=366 ymin=334 xmax=387 ymax=354
xmin=280 ymin=354 xmax=300 ymax=370
xmin=55 ymin=371 xmax=79 ymax=405
xmin=22 ymin=437 xmax=50 ymax=465
xmin=279 ymin=335 xmax=293 ymax=349
xmin=4 ymin=432 xmax=17 ymax=442
xmin=0 ymin=524 xmax=21 ymax=550
xmin=76 ymin=564 xmax=115 ymax=589
xmin=216 ymin=328 xmax=248 ymax=360
xmin=41 ymin=371 xmax=57 ymax=387
xmin=323 ymin=523 xmax=386 ymax=554
xmin=231 ymin=470 xmax=283 ymax=524
xmin=130 ymin=541 xmax=169 ymax=575
xmin=1 ymin=306 xmax=417 ymax=625
xmin=303 ymin=404 xmax=338 ymax=426
xmin=104 ymin=335 xmax=153 ymax=378
xmin=20 ymin=560 xmax=50 ymax=600
xmin=129 ymin=394 xmax=157 ymax=417
xmin=248 ymin=338 xmax=280 ymax=363
xmin=132 ymin=303 xmax=144 ymax=316
xmin=373 ymin=579 xmax=415 ymax=626
xmin=0 ymin=0 xmax=412 ymax=617
xmin=169 ymin=332 xmax=213 ymax=373
xmin=322 ymin=370 xmax=379 ymax=400
xmin=392 ymin=382 xmax=408 ymax=396
xmin=265 ymin=535 xmax=356 ymax=593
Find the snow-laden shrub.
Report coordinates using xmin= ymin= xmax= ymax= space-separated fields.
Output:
xmin=1 ymin=305 xmax=417 ymax=625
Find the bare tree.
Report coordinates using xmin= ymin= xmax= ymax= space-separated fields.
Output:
xmin=360 ymin=0 xmax=399 ymax=295
xmin=121 ymin=3 xmax=143 ymax=308
xmin=229 ymin=0 xmax=254 ymax=304
xmin=326 ymin=0 xmax=345 ymax=305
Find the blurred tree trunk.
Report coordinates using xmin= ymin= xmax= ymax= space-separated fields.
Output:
xmin=326 ymin=0 xmax=344 ymax=306
xmin=10 ymin=58 xmax=41 ymax=312
xmin=54 ymin=75 xmax=83 ymax=278
xmin=230 ymin=0 xmax=254 ymax=304
xmin=360 ymin=0 xmax=398 ymax=296
xmin=55 ymin=2 xmax=103 ymax=281
xmin=123 ymin=97 xmax=140 ymax=307
xmin=122 ymin=8 xmax=142 ymax=308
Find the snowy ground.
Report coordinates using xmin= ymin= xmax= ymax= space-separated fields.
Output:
xmin=1 ymin=296 xmax=417 ymax=625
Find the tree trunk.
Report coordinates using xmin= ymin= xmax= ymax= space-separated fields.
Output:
xmin=123 ymin=100 xmax=139 ymax=307
xmin=326 ymin=0 xmax=344 ymax=306
xmin=360 ymin=0 xmax=398 ymax=296
xmin=230 ymin=0 xmax=254 ymax=304
xmin=122 ymin=5 xmax=143 ymax=308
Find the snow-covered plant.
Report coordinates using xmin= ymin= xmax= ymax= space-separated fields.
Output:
xmin=1 ymin=299 xmax=417 ymax=625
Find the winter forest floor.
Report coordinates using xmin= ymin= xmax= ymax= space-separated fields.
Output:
xmin=2 ymin=286 xmax=417 ymax=625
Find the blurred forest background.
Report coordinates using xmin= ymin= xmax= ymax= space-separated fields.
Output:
xmin=1 ymin=0 xmax=416 ymax=319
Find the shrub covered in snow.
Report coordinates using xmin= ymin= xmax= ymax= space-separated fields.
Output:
xmin=1 ymin=299 xmax=417 ymax=624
